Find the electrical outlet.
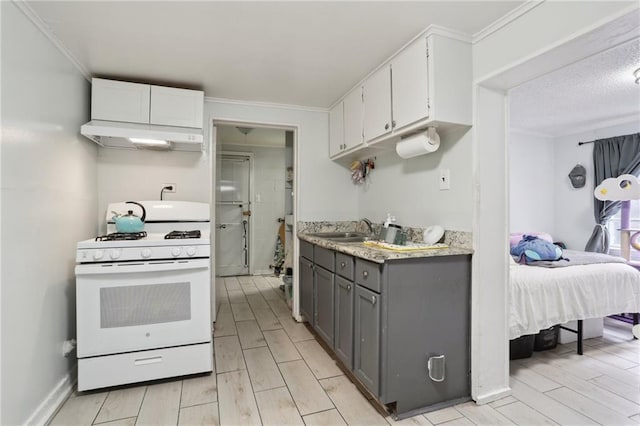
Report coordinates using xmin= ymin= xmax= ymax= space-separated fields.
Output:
xmin=439 ymin=169 xmax=450 ymax=190
xmin=162 ymin=183 xmax=176 ymax=193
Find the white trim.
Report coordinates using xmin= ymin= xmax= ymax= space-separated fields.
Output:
xmin=472 ymin=0 xmax=545 ymax=44
xmin=509 ymin=127 xmax=554 ymax=139
xmin=554 ymin=114 xmax=640 ymax=139
xmin=474 ymin=4 xmax=640 ymax=86
xmin=12 ymin=0 xmax=91 ymax=81
xmin=26 ymin=367 xmax=77 ymax=426
xmin=474 ymin=387 xmax=512 ymax=405
xmin=205 ymin=97 xmax=328 ymax=113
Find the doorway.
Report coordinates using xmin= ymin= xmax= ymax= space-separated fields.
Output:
xmin=214 ymin=124 xmax=295 ymax=282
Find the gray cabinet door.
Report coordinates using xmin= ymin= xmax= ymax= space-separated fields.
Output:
xmin=354 ymin=285 xmax=380 ymax=396
xmin=334 ymin=275 xmax=354 ymax=369
xmin=299 ymin=256 xmax=314 ymax=323
xmin=314 ymin=266 xmax=335 ymax=347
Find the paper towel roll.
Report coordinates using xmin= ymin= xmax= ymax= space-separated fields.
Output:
xmin=395 ymin=127 xmax=440 ymax=159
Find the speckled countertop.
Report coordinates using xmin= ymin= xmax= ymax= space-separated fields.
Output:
xmin=298 ymin=223 xmax=474 ymax=263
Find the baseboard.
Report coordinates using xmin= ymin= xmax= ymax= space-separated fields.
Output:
xmin=26 ymin=366 xmax=77 ymax=425
xmin=473 ymin=386 xmax=512 ymax=405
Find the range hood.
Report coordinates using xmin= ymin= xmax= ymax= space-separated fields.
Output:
xmin=81 ymin=120 xmax=204 ymax=152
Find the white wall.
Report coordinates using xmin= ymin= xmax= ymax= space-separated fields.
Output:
xmin=97 ymin=149 xmax=210 ymax=231
xmin=553 ymin=120 xmax=640 ymax=250
xmin=221 ymin=144 xmax=285 ymax=274
xmin=358 ymin=128 xmax=473 ymax=231
xmin=1 ymin=3 xmax=97 ymax=424
xmin=508 ymin=130 xmax=555 ymax=235
xmin=471 ymin=0 xmax=636 ymax=403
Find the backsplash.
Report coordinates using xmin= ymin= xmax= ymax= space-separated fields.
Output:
xmin=297 ymin=221 xmax=472 ymax=249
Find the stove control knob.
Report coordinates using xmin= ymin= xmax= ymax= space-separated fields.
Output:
xmin=93 ymin=250 xmax=104 ymax=260
xmin=171 ymin=247 xmax=182 ymax=257
xmin=110 ymin=249 xmax=121 ymax=260
xmin=186 ymin=246 xmax=197 ymax=257
xmin=141 ymin=248 xmax=152 ymax=259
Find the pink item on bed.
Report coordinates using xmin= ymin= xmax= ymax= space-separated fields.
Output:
xmin=510 ymin=232 xmax=553 ymax=248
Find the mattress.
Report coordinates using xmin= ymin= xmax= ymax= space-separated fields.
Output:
xmin=509 ymin=262 xmax=640 ymax=339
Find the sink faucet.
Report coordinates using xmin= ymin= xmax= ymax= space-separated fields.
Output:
xmin=360 ymin=218 xmax=374 ymax=236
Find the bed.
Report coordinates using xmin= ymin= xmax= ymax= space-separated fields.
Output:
xmin=509 ymin=249 xmax=640 ymax=354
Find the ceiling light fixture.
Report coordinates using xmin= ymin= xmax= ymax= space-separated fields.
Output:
xmin=635 ymin=67 xmax=640 ymax=85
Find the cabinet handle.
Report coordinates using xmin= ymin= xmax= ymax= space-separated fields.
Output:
xmin=340 ymin=262 xmax=346 ymax=269
xmin=392 ymin=120 xmax=396 ymax=128
xmin=362 ymin=270 xmax=369 ymax=278
xmin=371 ymin=295 xmax=377 ymax=305
xmin=384 ymin=123 xmax=389 ymax=130
xmin=347 ymin=284 xmax=351 ymax=291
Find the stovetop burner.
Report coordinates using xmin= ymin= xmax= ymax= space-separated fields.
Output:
xmin=96 ymin=231 xmax=147 ymax=241
xmin=165 ymin=230 xmax=202 ymax=239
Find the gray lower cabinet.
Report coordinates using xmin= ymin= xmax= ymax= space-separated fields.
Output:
xmin=314 ymin=265 xmax=334 ymax=346
xmin=334 ymin=275 xmax=354 ymax=369
xmin=354 ymin=284 xmax=381 ymax=396
xmin=299 ymin=256 xmax=314 ymax=323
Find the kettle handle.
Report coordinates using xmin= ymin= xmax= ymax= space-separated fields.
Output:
xmin=125 ymin=201 xmax=146 ymax=222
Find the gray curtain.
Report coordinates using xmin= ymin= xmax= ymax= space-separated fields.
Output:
xmin=584 ymin=133 xmax=640 ymax=253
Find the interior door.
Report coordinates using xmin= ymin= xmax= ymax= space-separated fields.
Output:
xmin=216 ymin=155 xmax=251 ymax=276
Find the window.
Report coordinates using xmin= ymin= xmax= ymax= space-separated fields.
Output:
xmin=607 ymin=200 xmax=640 ymax=260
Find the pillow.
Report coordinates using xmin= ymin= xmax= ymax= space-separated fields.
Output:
xmin=510 ymin=232 xmax=553 ymax=248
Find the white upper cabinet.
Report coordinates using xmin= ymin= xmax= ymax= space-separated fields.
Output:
xmin=363 ymin=65 xmax=392 ymax=143
xmin=91 ymin=78 xmax=204 ymax=129
xmin=391 ymin=37 xmax=429 ymax=131
xmin=150 ymin=86 xmax=204 ymax=129
xmin=343 ymin=86 xmax=364 ymax=151
xmin=328 ymin=28 xmax=471 ymax=160
xmin=329 ymin=101 xmax=344 ymax=157
xmin=329 ymin=86 xmax=364 ymax=160
xmin=91 ymin=78 xmax=150 ymax=124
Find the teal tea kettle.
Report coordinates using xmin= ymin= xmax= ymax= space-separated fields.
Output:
xmin=112 ymin=201 xmax=146 ymax=233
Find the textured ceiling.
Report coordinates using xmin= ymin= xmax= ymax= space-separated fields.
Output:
xmin=24 ymin=1 xmax=523 ymax=108
xmin=510 ymin=38 xmax=640 ymax=137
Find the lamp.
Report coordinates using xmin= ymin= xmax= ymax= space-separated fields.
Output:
xmin=635 ymin=67 xmax=640 ymax=85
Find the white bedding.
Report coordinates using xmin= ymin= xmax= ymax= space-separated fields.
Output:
xmin=509 ymin=262 xmax=640 ymax=339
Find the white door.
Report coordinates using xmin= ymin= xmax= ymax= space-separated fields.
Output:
xmin=363 ymin=65 xmax=392 ymax=143
xmin=216 ymin=155 xmax=251 ymax=276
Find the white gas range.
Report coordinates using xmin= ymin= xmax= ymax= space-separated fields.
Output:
xmin=75 ymin=201 xmax=213 ymax=391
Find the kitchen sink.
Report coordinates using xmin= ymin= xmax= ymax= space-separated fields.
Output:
xmin=306 ymin=232 xmax=369 ymax=242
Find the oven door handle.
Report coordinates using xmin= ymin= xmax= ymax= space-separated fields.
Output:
xmin=75 ymin=259 xmax=210 ymax=275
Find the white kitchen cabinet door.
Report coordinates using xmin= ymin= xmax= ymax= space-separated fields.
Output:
xmin=91 ymin=78 xmax=150 ymax=124
xmin=329 ymin=102 xmax=344 ymax=157
xmin=392 ymin=37 xmax=429 ymax=131
xmin=363 ymin=65 xmax=391 ymax=143
xmin=343 ymin=86 xmax=364 ymax=151
xmin=150 ymin=86 xmax=204 ymax=129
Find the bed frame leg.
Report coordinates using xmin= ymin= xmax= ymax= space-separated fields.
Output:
xmin=577 ymin=320 xmax=583 ymax=355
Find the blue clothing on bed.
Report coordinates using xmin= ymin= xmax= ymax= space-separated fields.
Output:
xmin=511 ymin=235 xmax=563 ymax=264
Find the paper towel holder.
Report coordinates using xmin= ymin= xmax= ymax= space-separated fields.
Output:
xmin=395 ymin=127 xmax=440 ymax=159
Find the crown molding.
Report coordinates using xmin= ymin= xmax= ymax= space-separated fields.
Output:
xmin=204 ymin=96 xmax=329 ymax=113
xmin=472 ymin=0 xmax=545 ymax=44
xmin=13 ymin=0 xmax=91 ymax=81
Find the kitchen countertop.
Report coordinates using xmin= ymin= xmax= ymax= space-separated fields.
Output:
xmin=298 ymin=233 xmax=473 ymax=264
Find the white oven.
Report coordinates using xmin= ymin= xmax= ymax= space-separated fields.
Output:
xmin=75 ymin=201 xmax=213 ymax=391
xmin=75 ymin=259 xmax=211 ymax=357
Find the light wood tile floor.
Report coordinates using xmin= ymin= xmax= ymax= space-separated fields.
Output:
xmin=51 ymin=276 xmax=640 ymax=425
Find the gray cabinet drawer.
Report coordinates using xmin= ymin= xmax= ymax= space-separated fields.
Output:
xmin=355 ymin=258 xmax=381 ymax=293
xmin=314 ymin=246 xmax=335 ymax=272
xmin=300 ymin=240 xmax=314 ymax=260
xmin=336 ymin=253 xmax=354 ymax=281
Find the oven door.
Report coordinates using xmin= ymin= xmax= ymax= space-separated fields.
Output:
xmin=75 ymin=259 xmax=211 ymax=358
